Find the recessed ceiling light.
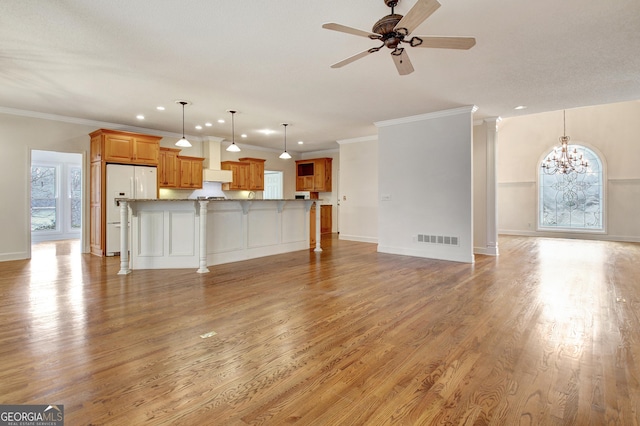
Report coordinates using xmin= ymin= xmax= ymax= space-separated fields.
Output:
xmin=218 ymin=119 xmax=225 ymax=124
xmin=241 ymin=134 xmax=247 ymax=138
xmin=205 ymin=122 xmax=212 ymax=127
xmin=156 ymin=106 xmax=165 ymax=111
xmin=514 ymin=105 xmax=527 ymax=110
xmin=136 ymin=114 xmax=145 ymax=120
xmin=258 ymin=129 xmax=275 ymax=135
xmin=195 ymin=125 xmax=202 ymax=130
xmin=298 ymin=141 xmax=304 ymax=145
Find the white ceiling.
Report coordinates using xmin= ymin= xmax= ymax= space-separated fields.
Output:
xmin=2 ymin=0 xmax=639 ymax=153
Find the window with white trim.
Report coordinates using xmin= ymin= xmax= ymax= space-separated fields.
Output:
xmin=539 ymin=145 xmax=603 ymax=231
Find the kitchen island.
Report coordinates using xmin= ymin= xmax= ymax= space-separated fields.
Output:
xmin=116 ymin=199 xmax=320 ymax=274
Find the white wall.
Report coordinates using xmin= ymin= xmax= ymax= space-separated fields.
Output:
xmin=0 ymin=113 xmax=96 ymax=260
xmin=337 ymin=137 xmax=378 ymax=242
xmin=473 ymin=123 xmax=488 ymax=251
xmin=376 ymin=107 xmax=475 ymax=263
xmin=498 ymin=100 xmax=640 ymax=242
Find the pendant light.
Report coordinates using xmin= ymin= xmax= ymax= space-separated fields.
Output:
xmin=175 ymin=101 xmax=191 ymax=148
xmin=226 ymin=110 xmax=241 ymax=152
xmin=279 ymin=123 xmax=291 ymax=159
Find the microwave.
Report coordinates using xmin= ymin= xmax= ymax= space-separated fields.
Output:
xmin=294 ymin=191 xmax=312 ymax=199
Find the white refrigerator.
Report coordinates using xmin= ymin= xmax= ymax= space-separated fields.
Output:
xmin=106 ymin=164 xmax=158 ymax=256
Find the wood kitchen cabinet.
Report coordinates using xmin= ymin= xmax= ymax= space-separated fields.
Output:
xmin=91 ymin=128 xmax=160 ymax=165
xmin=321 ymin=205 xmax=332 ymax=234
xmin=90 ymin=161 xmax=102 ymax=255
xmin=89 ymin=128 xmax=162 ymax=256
xmin=310 ymin=204 xmax=332 ymax=247
xmin=310 ymin=204 xmax=316 ymax=247
xmin=295 ymin=158 xmax=332 ymax=192
xmin=178 ymin=156 xmax=204 ymax=189
xmin=239 ymin=157 xmax=266 ymax=190
xmin=158 ymin=147 xmax=180 ymax=188
xmin=221 ymin=161 xmax=250 ymax=190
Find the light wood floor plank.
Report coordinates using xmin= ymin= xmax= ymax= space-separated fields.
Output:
xmin=0 ymin=235 xmax=639 ymax=425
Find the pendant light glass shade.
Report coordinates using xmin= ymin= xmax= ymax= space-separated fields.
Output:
xmin=226 ymin=110 xmax=241 ymax=152
xmin=175 ymin=137 xmax=191 ymax=148
xmin=175 ymin=101 xmax=192 ymax=148
xmin=226 ymin=143 xmax=241 ymax=152
xmin=279 ymin=123 xmax=291 ymax=159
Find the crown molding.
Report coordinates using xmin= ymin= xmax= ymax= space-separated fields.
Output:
xmin=337 ymin=135 xmax=377 ymax=144
xmin=374 ymin=105 xmax=478 ymax=128
xmin=0 ymin=106 xmax=203 ymax=141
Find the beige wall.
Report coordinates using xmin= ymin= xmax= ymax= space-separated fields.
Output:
xmin=3 ymin=100 xmax=638 ymax=261
xmin=0 ymin=111 xmax=306 ymax=261
xmin=0 ymin=113 xmax=95 ymax=260
xmin=498 ymin=100 xmax=640 ymax=242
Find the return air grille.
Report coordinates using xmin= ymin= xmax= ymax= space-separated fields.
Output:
xmin=417 ymin=234 xmax=459 ymax=246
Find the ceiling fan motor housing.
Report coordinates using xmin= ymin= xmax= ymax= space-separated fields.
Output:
xmin=373 ymin=14 xmax=404 ymax=48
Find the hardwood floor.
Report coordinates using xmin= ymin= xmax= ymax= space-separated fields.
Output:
xmin=0 ymin=235 xmax=639 ymax=425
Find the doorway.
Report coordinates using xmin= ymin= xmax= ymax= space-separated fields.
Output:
xmin=264 ymin=170 xmax=283 ymax=199
xmin=31 ymin=150 xmax=82 ymax=243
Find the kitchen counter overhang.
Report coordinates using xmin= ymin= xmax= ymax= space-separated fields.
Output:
xmin=115 ymin=199 xmax=321 ymax=274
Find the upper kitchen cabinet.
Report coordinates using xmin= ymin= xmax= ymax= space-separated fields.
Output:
xmin=90 ymin=128 xmax=161 ymax=165
xmin=296 ymin=158 xmax=332 ymax=192
xmin=89 ymin=128 xmax=162 ymax=257
xmin=239 ymin=158 xmax=266 ymax=191
xmin=178 ymin=156 xmax=204 ymax=189
xmin=158 ymin=147 xmax=180 ymax=188
xmin=221 ymin=161 xmax=250 ymax=190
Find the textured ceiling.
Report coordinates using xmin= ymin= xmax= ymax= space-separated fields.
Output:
xmin=1 ymin=0 xmax=639 ymax=153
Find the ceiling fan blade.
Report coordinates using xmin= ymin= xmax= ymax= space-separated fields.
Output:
xmin=330 ymin=49 xmax=375 ymax=68
xmin=392 ymin=50 xmax=414 ymax=76
xmin=394 ymin=0 xmax=441 ymax=35
xmin=411 ymin=36 xmax=476 ymax=49
xmin=322 ymin=23 xmax=380 ymax=39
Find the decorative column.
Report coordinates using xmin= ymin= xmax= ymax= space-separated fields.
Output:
xmin=117 ymin=199 xmax=131 ymax=275
xmin=485 ymin=117 xmax=499 ymax=256
xmin=314 ymin=201 xmax=322 ymax=252
xmin=197 ymin=200 xmax=210 ymax=273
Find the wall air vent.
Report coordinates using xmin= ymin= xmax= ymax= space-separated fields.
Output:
xmin=416 ymin=234 xmax=459 ymax=246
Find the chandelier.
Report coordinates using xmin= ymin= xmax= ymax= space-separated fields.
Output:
xmin=541 ymin=110 xmax=588 ymax=175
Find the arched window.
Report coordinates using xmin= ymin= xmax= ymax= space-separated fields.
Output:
xmin=539 ymin=145 xmax=604 ymax=231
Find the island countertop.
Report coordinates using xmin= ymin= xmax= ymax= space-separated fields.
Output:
xmin=114 ymin=197 xmax=321 ymax=274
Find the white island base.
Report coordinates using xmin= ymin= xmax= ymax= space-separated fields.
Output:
xmin=117 ymin=199 xmax=320 ymax=274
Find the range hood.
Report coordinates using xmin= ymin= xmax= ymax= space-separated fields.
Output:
xmin=202 ymin=138 xmax=232 ymax=183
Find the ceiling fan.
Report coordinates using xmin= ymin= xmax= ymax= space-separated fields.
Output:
xmin=322 ymin=0 xmax=476 ymax=75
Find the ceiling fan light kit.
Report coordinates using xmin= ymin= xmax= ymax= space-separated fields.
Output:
xmin=322 ymin=0 xmax=476 ymax=75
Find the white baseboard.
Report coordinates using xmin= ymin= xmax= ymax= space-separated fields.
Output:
xmin=0 ymin=251 xmax=29 ymax=262
xmin=338 ymin=234 xmax=378 ymax=244
xmin=474 ymin=246 xmax=499 ymax=256
xmin=377 ymin=245 xmax=474 ymax=264
xmin=499 ymin=229 xmax=640 ymax=243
